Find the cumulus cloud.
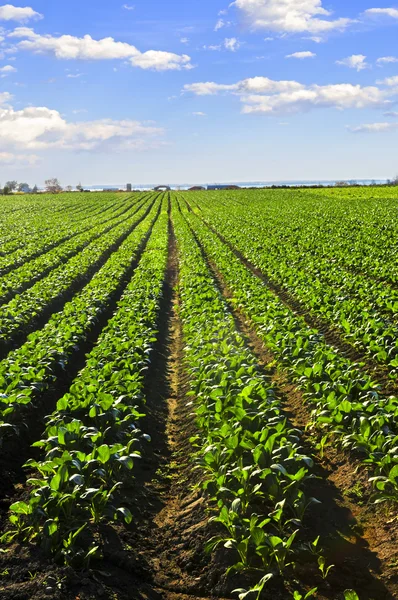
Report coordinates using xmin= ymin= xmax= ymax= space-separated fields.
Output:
xmin=0 ymin=4 xmax=42 ymax=22
xmin=364 ymin=8 xmax=398 ymax=19
xmin=378 ymin=75 xmax=398 ymax=86
xmin=377 ymin=56 xmax=398 ymax=64
xmin=286 ymin=51 xmax=316 ymax=59
xmin=232 ymin=0 xmax=353 ymax=33
xmin=0 ymin=64 xmax=16 ymax=73
xmin=8 ymin=28 xmax=193 ymax=71
xmin=336 ymin=54 xmax=369 ymax=71
xmin=184 ymin=76 xmax=393 ymax=115
xmin=349 ymin=122 xmax=398 ymax=133
xmin=224 ymin=37 xmax=241 ymax=51
xmin=0 ymin=96 xmax=164 ymax=151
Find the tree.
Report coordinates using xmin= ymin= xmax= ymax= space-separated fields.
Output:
xmin=5 ymin=180 xmax=18 ymax=192
xmin=65 ymin=185 xmax=73 ymax=192
xmin=3 ymin=186 xmax=11 ymax=195
xmin=392 ymin=175 xmax=398 ymax=186
xmin=45 ymin=178 xmax=63 ymax=194
xmin=18 ymin=182 xmax=31 ymax=193
xmin=32 ymin=185 xmax=39 ymax=193
xmin=76 ymin=182 xmax=83 ymax=192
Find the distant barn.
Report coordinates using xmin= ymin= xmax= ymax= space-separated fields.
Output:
xmin=207 ymin=184 xmax=241 ymax=191
xmin=188 ymin=186 xmax=206 ymax=191
xmin=154 ymin=185 xmax=171 ymax=191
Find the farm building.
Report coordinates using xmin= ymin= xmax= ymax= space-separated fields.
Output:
xmin=207 ymin=184 xmax=241 ymax=190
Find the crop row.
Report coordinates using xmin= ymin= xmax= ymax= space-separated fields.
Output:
xmin=179 ymin=197 xmax=398 ymax=503
xmin=0 ymin=196 xmax=162 ymax=449
xmin=219 ymin=188 xmax=398 ymax=284
xmin=4 ymin=196 xmax=170 ymax=565
xmin=0 ymin=194 xmax=136 ymax=277
xmin=172 ymin=198 xmax=323 ymax=596
xmin=0 ymin=196 xmax=156 ymax=355
xmin=0 ymin=195 xmax=146 ymax=304
xmin=0 ymin=193 xmax=117 ymax=257
xmin=195 ymin=194 xmax=398 ymax=379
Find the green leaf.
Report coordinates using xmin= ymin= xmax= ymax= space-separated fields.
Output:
xmin=97 ymin=444 xmax=111 ymax=464
xmin=9 ymin=501 xmax=30 ymax=515
xmin=344 ymin=591 xmax=359 ymax=600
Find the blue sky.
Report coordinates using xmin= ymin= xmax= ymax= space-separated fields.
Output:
xmin=0 ymin=0 xmax=398 ymax=186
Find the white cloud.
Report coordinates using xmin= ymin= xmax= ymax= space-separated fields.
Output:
xmin=122 ymin=4 xmax=135 ymax=9
xmin=0 ymin=90 xmax=12 ymax=103
xmin=377 ymin=56 xmax=398 ymax=64
xmin=306 ymin=36 xmax=323 ymax=42
xmin=185 ymin=76 xmax=307 ymax=96
xmin=66 ymin=73 xmax=83 ymax=78
xmin=349 ymin=122 xmax=398 ymax=133
xmin=224 ymin=37 xmax=240 ymax=51
xmin=0 ymin=64 xmax=16 ymax=72
xmin=336 ymin=54 xmax=369 ymax=71
xmin=180 ymin=37 xmax=189 ymax=44
xmin=0 ymin=151 xmax=39 ymax=164
xmin=378 ymin=75 xmax=398 ymax=86
xmin=203 ymin=44 xmax=222 ymax=51
xmin=192 ymin=111 xmax=207 ymax=116
xmin=384 ymin=111 xmax=398 ymax=116
xmin=286 ymin=51 xmax=316 ymax=59
xmin=0 ymin=95 xmax=164 ymax=151
xmin=8 ymin=28 xmax=193 ymax=71
xmin=184 ymin=76 xmax=393 ymax=115
xmin=215 ymin=18 xmax=232 ymax=31
xmin=364 ymin=8 xmax=398 ymax=19
xmin=184 ymin=82 xmax=239 ymax=95
xmin=232 ymin=0 xmax=354 ymax=33
xmin=0 ymin=4 xmax=42 ymax=22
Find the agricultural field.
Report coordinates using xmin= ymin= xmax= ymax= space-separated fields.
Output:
xmin=0 ymin=188 xmax=397 ymax=600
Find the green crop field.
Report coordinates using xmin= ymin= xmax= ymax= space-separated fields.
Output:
xmin=0 ymin=189 xmax=396 ymax=600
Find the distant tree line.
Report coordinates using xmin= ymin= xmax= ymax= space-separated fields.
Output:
xmin=1 ymin=179 xmax=85 ymax=194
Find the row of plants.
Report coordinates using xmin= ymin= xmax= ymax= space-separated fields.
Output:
xmin=179 ymin=198 xmax=398 ymax=504
xmin=0 ymin=193 xmax=118 ymax=257
xmin=0 ymin=195 xmax=146 ymax=304
xmin=195 ymin=192 xmax=398 ymax=379
xmin=3 ymin=196 xmax=170 ymax=566
xmin=223 ymin=187 xmax=398 ymax=284
xmin=0 ymin=197 xmax=162 ymax=446
xmin=0 ymin=193 xmax=135 ymax=277
xmin=172 ymin=199 xmax=326 ymax=598
xmin=0 ymin=196 xmax=156 ymax=352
